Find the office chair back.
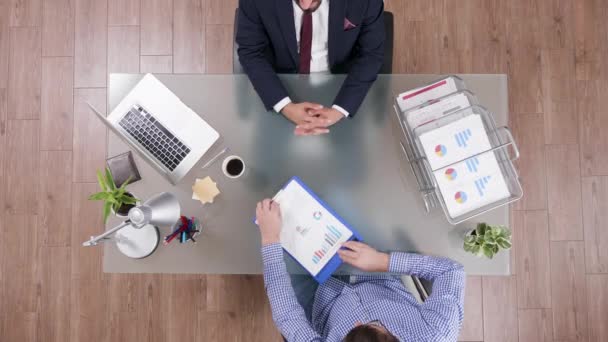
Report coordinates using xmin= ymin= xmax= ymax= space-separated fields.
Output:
xmin=380 ymin=11 xmax=393 ymax=74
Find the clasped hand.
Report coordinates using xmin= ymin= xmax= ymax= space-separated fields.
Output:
xmin=256 ymin=198 xmax=390 ymax=272
xmin=281 ymin=102 xmax=344 ymax=136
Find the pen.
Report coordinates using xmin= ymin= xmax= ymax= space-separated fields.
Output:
xmin=200 ymin=147 xmax=229 ymax=169
xmin=164 ymin=232 xmax=178 ymax=245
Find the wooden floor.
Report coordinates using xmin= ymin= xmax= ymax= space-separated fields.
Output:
xmin=0 ymin=0 xmax=607 ymax=341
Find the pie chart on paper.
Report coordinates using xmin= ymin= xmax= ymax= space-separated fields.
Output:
xmin=455 ymin=191 xmax=468 ymax=204
xmin=435 ymin=144 xmax=447 ymax=157
xmin=445 ymin=168 xmax=457 ymax=181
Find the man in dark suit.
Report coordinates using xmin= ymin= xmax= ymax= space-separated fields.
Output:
xmin=236 ymin=0 xmax=385 ymax=136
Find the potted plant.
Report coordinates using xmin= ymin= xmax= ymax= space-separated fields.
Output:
xmin=89 ymin=167 xmax=139 ymax=223
xmin=463 ymin=223 xmax=512 ymax=259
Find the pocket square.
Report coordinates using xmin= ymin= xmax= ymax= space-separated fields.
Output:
xmin=344 ymin=18 xmax=357 ymax=30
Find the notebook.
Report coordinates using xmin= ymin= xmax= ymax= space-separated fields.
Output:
xmin=256 ymin=177 xmax=363 ymax=283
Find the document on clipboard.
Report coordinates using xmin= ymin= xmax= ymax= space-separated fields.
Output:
xmin=257 ymin=177 xmax=363 ymax=283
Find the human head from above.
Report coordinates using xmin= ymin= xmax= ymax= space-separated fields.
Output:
xmin=343 ymin=322 xmax=399 ymax=342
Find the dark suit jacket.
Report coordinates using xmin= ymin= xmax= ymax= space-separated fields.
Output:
xmin=236 ymin=0 xmax=385 ymax=116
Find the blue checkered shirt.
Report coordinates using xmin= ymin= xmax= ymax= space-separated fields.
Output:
xmin=262 ymin=243 xmax=465 ymax=341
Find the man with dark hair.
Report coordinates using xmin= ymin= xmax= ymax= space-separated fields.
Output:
xmin=343 ymin=324 xmax=399 ymax=342
xmin=255 ymin=199 xmax=466 ymax=341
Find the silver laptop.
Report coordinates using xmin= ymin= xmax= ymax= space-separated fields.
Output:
xmin=88 ymin=74 xmax=220 ymax=185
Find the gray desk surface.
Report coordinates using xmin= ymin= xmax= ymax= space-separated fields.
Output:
xmin=104 ymin=74 xmax=511 ymax=275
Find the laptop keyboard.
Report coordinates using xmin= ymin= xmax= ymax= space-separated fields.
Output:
xmin=119 ymin=105 xmax=191 ymax=172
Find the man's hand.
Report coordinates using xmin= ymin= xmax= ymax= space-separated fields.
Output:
xmin=295 ymin=107 xmax=344 ymax=136
xmin=337 ymin=241 xmax=389 ymax=272
xmin=255 ymin=199 xmax=282 ymax=246
xmin=282 ymin=102 xmax=330 ymax=136
xmin=281 ymin=102 xmax=328 ymax=134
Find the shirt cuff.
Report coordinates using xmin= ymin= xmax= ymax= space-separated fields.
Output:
xmin=261 ymin=243 xmax=283 ymax=265
xmin=273 ymin=97 xmax=292 ymax=113
xmin=331 ymin=104 xmax=350 ymax=117
xmin=388 ymin=252 xmax=418 ymax=274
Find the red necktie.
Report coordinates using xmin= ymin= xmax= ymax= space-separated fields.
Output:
xmin=299 ymin=11 xmax=312 ymax=74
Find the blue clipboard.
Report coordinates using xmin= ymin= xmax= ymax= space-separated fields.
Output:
xmin=254 ymin=176 xmax=363 ymax=283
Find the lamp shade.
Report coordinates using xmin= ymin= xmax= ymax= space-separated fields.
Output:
xmin=128 ymin=192 xmax=181 ymax=228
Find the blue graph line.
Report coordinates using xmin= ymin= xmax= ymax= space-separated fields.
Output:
xmin=313 ymin=226 xmax=345 ymax=264
xmin=455 ymin=129 xmax=472 ymax=148
xmin=327 ymin=225 xmax=336 ymax=238
xmin=466 ymin=157 xmax=479 ymax=172
xmin=327 ymin=225 xmax=342 ymax=240
xmin=474 ymin=176 xmax=491 ymax=196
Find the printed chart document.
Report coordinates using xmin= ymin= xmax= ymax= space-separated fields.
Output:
xmin=432 ymin=153 xmax=510 ymax=218
xmin=417 ymin=115 xmax=510 ymax=217
xmin=260 ymin=177 xmax=362 ymax=283
xmin=418 ymin=114 xmax=492 ymax=170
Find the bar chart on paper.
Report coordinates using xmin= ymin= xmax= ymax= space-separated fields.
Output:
xmin=270 ymin=177 xmax=358 ymax=278
xmin=455 ymin=128 xmax=473 ymax=147
xmin=474 ymin=176 xmax=492 ymax=196
xmin=312 ymin=225 xmax=343 ymax=264
xmin=465 ymin=157 xmax=480 ymax=173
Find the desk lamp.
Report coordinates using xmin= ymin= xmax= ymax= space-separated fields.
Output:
xmin=82 ymin=192 xmax=180 ymax=258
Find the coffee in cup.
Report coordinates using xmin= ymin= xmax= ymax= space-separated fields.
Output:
xmin=222 ymin=155 xmax=245 ymax=178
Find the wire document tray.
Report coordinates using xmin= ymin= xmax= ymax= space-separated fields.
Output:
xmin=394 ymin=94 xmax=523 ymax=225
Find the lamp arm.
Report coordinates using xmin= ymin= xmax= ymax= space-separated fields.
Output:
xmin=82 ymin=220 xmax=132 ymax=246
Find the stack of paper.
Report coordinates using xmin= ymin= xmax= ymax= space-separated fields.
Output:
xmin=396 ymin=76 xmax=462 ymax=112
xmin=405 ymin=92 xmax=474 ymax=130
xmin=418 ymin=115 xmax=510 ymax=217
xmin=395 ymin=76 xmax=520 ymax=222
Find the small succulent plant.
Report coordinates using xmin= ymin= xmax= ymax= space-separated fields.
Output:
xmin=88 ymin=167 xmax=138 ymax=223
xmin=463 ymin=223 xmax=511 ymax=259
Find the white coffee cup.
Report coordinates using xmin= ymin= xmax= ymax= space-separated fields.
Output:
xmin=222 ymin=155 xmax=246 ymax=179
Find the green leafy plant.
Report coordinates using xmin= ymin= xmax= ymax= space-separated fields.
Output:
xmin=88 ymin=167 xmax=138 ymax=223
xmin=463 ymin=223 xmax=511 ymax=259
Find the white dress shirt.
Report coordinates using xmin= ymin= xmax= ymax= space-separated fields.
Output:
xmin=273 ymin=0 xmax=349 ymax=117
